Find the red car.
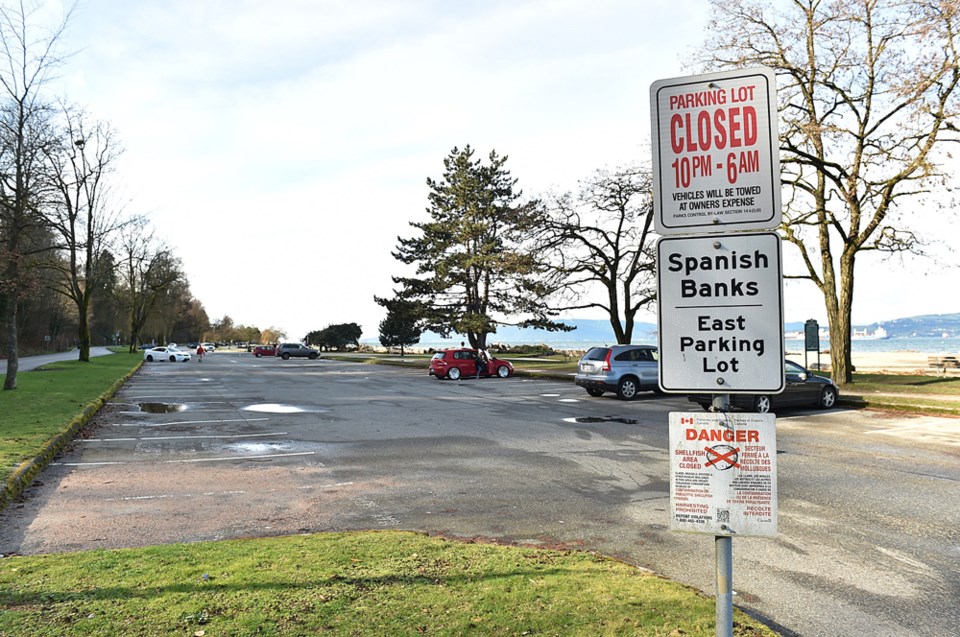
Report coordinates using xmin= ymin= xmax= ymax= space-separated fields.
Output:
xmin=252 ymin=344 xmax=277 ymax=358
xmin=429 ymin=348 xmax=514 ymax=380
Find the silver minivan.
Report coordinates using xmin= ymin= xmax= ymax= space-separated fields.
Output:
xmin=574 ymin=345 xmax=660 ymax=400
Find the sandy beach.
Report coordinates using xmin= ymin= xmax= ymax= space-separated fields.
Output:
xmin=785 ymin=349 xmax=955 ymax=374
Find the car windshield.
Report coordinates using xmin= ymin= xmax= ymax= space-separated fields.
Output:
xmin=431 ymin=353 xmax=445 ymax=360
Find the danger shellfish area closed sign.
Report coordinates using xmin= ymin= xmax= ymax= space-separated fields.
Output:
xmin=669 ymin=412 xmax=778 ymax=537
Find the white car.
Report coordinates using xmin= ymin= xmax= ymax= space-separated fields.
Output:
xmin=143 ymin=346 xmax=192 ymax=363
xmin=201 ymin=342 xmax=216 ymax=353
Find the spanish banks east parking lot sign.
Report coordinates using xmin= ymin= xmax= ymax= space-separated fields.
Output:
xmin=650 ymin=67 xmax=781 ymax=235
xmin=657 ymin=231 xmax=784 ymax=393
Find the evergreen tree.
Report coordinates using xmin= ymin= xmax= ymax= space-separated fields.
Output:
xmin=375 ymin=295 xmax=423 ymax=356
xmin=392 ymin=145 xmax=569 ymax=350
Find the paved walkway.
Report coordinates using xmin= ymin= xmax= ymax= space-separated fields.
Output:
xmin=1 ymin=347 xmax=115 ymax=373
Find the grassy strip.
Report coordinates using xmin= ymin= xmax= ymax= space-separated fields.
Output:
xmin=0 ymin=531 xmax=776 ymax=636
xmin=840 ymin=394 xmax=960 ymax=415
xmin=0 ymin=351 xmax=143 ymax=510
xmin=842 ymin=373 xmax=960 ymax=395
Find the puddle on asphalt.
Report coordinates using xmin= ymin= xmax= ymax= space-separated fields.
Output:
xmin=242 ymin=403 xmax=328 ymax=414
xmin=563 ymin=416 xmax=641 ymax=425
xmin=225 ymin=441 xmax=290 ymax=454
xmin=138 ymin=402 xmax=187 ymax=413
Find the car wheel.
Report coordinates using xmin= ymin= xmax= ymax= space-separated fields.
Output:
xmin=616 ymin=377 xmax=639 ymax=400
xmin=752 ymin=395 xmax=773 ymax=413
xmin=586 ymin=388 xmax=604 ymax=397
xmin=496 ymin=365 xmax=510 ymax=378
xmin=169 ymin=355 xmax=176 ymax=362
xmin=146 ymin=355 xmax=154 ymax=362
xmin=447 ymin=367 xmax=461 ymax=380
xmin=819 ymin=386 xmax=838 ymax=409
xmin=255 ymin=353 xmax=262 ymax=358
xmin=281 ymin=353 xmax=290 ymax=360
xmin=309 ymin=353 xmax=318 ymax=360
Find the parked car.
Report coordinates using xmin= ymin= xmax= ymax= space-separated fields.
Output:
xmin=253 ymin=344 xmax=277 ymax=358
xmin=575 ymin=345 xmax=660 ymax=400
xmin=143 ymin=346 xmax=191 ymax=363
xmin=137 ymin=343 xmax=157 ymax=350
xmin=429 ymin=348 xmax=514 ymax=380
xmin=276 ymin=343 xmax=320 ymax=360
xmin=686 ymin=360 xmax=839 ymax=413
xmin=201 ymin=342 xmax=216 ymax=353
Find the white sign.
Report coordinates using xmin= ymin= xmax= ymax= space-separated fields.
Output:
xmin=669 ymin=412 xmax=778 ymax=537
xmin=657 ymin=232 xmax=784 ymax=393
xmin=651 ymin=67 xmax=781 ymax=235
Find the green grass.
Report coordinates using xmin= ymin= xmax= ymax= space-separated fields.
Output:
xmin=0 ymin=531 xmax=776 ymax=636
xmin=842 ymin=372 xmax=960 ymax=395
xmin=0 ymin=350 xmax=780 ymax=636
xmin=0 ymin=351 xmax=143 ymax=473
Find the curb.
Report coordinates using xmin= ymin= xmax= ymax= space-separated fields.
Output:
xmin=0 ymin=361 xmax=143 ymax=512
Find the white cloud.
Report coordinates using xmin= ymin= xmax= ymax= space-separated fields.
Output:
xmin=43 ymin=0 xmax=959 ymax=341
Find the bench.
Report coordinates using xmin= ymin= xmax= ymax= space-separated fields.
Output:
xmin=928 ymin=355 xmax=960 ymax=375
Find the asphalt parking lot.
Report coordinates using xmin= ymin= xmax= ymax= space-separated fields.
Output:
xmin=2 ymin=351 xmax=958 ymax=637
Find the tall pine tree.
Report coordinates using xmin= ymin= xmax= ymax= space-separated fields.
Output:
xmin=392 ymin=145 xmax=569 ymax=349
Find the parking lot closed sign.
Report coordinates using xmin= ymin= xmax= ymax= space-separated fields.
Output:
xmin=669 ymin=412 xmax=777 ymax=537
xmin=651 ymin=67 xmax=780 ymax=235
xmin=657 ymin=231 xmax=784 ymax=393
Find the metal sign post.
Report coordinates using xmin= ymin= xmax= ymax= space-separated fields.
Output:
xmin=712 ymin=393 xmax=732 ymax=637
xmin=653 ymin=66 xmax=782 ymax=637
xmin=804 ymin=318 xmax=820 ymax=371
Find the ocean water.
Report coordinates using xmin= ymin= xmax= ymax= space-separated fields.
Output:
xmin=400 ymin=336 xmax=960 ymax=355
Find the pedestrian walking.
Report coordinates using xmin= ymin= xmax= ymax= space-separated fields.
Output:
xmin=196 ymin=343 xmax=205 ymax=363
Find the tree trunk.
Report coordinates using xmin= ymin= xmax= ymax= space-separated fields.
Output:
xmin=77 ymin=295 xmax=91 ymax=362
xmin=831 ymin=253 xmax=857 ymax=385
xmin=3 ymin=297 xmax=18 ymax=390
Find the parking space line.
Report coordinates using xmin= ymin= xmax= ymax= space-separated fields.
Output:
xmin=114 ymin=417 xmax=270 ymax=427
xmin=54 ymin=451 xmax=318 ymax=466
xmin=82 ymin=432 xmax=288 ymax=443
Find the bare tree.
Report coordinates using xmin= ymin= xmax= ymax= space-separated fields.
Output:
xmin=0 ymin=1 xmax=71 ymax=389
xmin=535 ymin=165 xmax=657 ymax=344
xmin=693 ymin=0 xmax=960 ymax=384
xmin=116 ymin=217 xmax=184 ymax=351
xmin=45 ymin=106 xmax=124 ymax=362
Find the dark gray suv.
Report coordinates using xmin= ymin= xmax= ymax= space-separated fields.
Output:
xmin=276 ymin=343 xmax=320 ymax=360
xmin=574 ymin=345 xmax=660 ymax=400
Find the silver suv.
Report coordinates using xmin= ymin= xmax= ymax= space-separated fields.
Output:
xmin=276 ymin=343 xmax=320 ymax=360
xmin=575 ymin=345 xmax=660 ymax=400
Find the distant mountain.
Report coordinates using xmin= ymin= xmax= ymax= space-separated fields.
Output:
xmin=481 ymin=319 xmax=659 ymax=345
xmin=785 ymin=313 xmax=960 ymax=338
xmin=362 ymin=319 xmax=657 ymax=346
xmin=362 ymin=313 xmax=960 ymax=346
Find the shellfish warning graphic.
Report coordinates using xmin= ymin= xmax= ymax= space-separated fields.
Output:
xmin=669 ymin=412 xmax=778 ymax=536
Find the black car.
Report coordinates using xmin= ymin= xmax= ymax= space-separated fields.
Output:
xmin=687 ymin=360 xmax=839 ymax=413
xmin=276 ymin=343 xmax=320 ymax=360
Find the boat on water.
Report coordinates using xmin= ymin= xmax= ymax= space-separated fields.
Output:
xmin=852 ymin=326 xmax=889 ymax=340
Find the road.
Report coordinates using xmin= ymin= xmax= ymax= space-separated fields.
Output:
xmin=1 ymin=351 xmax=957 ymax=637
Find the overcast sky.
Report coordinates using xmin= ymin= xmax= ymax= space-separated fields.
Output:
xmin=48 ymin=0 xmax=958 ymax=341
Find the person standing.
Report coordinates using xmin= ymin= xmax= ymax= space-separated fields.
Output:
xmin=475 ymin=349 xmax=486 ymax=378
xmin=196 ymin=343 xmax=205 ymax=363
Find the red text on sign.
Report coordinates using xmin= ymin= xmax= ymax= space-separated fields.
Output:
xmin=685 ymin=428 xmax=760 ymax=443
xmin=669 ymin=107 xmax=758 ymax=154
